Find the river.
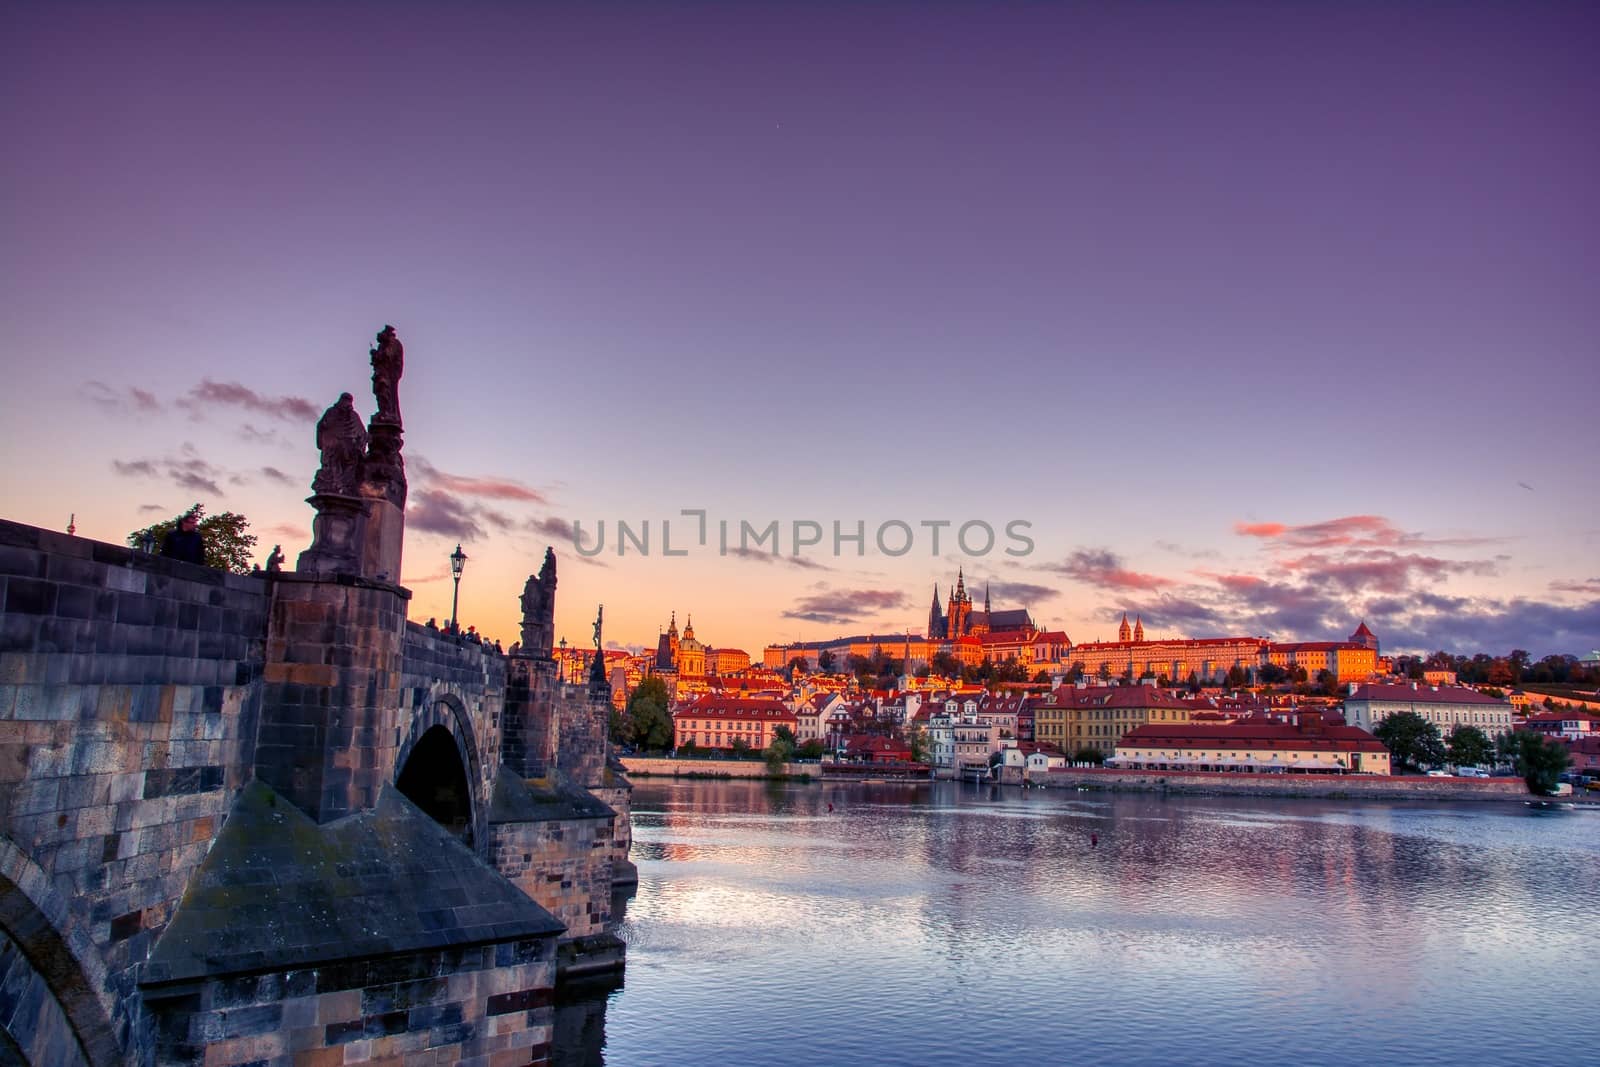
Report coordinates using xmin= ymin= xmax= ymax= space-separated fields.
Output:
xmin=553 ymin=779 xmax=1598 ymax=1066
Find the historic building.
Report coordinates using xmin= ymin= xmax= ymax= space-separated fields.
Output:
xmin=1112 ymin=714 xmax=1392 ymax=775
xmin=671 ymin=695 xmax=798 ymax=751
xmin=927 ymin=569 xmax=1037 ymax=640
xmin=1035 ymin=683 xmax=1196 ymax=756
xmin=1343 ymin=682 xmax=1515 ymax=736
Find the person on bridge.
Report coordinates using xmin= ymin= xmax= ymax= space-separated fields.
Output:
xmin=160 ymin=510 xmax=206 ymax=565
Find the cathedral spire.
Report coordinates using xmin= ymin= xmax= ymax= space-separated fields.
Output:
xmin=1118 ymin=613 xmax=1132 ymax=642
xmin=1133 ymin=616 xmax=1144 ymax=642
xmin=984 ymin=582 xmax=991 ymax=616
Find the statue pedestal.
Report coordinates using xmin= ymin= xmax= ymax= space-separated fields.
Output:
xmin=359 ymin=419 xmax=407 ymax=583
xmin=297 ymin=493 xmax=370 ymax=576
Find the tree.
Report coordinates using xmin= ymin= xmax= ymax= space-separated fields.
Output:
xmin=787 ymin=656 xmax=809 ymax=678
xmin=730 ymin=737 xmax=752 ymax=759
xmin=1315 ymin=669 xmax=1339 ymax=697
xmin=1511 ymin=730 xmax=1570 ymax=796
xmin=1374 ymin=712 xmax=1446 ymax=773
xmin=129 ymin=504 xmax=258 ymax=574
xmin=1098 ymin=662 xmax=1112 ymax=683
xmin=1032 ymin=669 xmax=1052 ymax=685
xmin=818 ymin=649 xmax=836 ymax=673
xmin=763 ymin=736 xmax=795 ymax=773
xmin=1258 ymin=664 xmax=1287 ymax=685
xmin=1446 ymin=725 xmax=1493 ymax=768
xmin=608 ymin=705 xmax=629 ymax=745
xmin=623 ymin=676 xmax=672 ymax=752
xmin=931 ymin=651 xmax=962 ymax=679
xmin=1071 ymin=747 xmax=1105 ymax=766
xmin=1225 ymin=665 xmax=1248 ymax=689
xmin=773 ymin=725 xmax=797 ymax=747
xmin=796 ymin=739 xmax=826 ymax=761
xmin=906 ymin=724 xmax=928 ymax=763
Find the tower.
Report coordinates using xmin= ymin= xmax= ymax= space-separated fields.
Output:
xmin=1133 ymin=616 xmax=1144 ymax=643
xmin=1118 ymin=613 xmax=1132 ymax=643
xmin=928 ymin=584 xmax=945 ymax=640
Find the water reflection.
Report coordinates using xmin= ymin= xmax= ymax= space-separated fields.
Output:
xmin=555 ymin=781 xmax=1598 ymax=1067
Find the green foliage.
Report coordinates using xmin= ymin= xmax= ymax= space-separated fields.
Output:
xmin=730 ymin=737 xmax=752 ymax=758
xmin=796 ymin=739 xmax=826 ymax=761
xmin=1446 ymin=725 xmax=1493 ymax=768
xmin=1510 ymin=730 xmax=1570 ymax=796
xmin=623 ymin=676 xmax=672 ymax=752
xmin=1032 ymin=669 xmax=1052 ymax=684
xmin=128 ymin=504 xmax=259 ymax=574
xmin=1226 ymin=665 xmax=1248 ymax=689
xmin=678 ymin=739 xmax=698 ymax=757
xmin=931 ymin=651 xmax=963 ymax=679
xmin=763 ymin=737 xmax=794 ymax=773
xmin=1071 ymin=747 xmax=1106 ymax=765
xmin=1374 ymin=712 xmax=1446 ymax=772
xmin=906 ymin=724 xmax=928 ymax=763
xmin=773 ymin=725 xmax=797 ymax=747
xmin=788 ymin=656 xmax=810 ymax=677
xmin=608 ymin=705 xmax=629 ymax=745
xmin=817 ymin=649 xmax=836 ymax=672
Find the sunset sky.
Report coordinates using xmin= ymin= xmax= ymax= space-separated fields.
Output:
xmin=3 ymin=2 xmax=1596 ymax=658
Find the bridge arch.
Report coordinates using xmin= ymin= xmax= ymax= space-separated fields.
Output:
xmin=393 ymin=694 xmax=487 ymax=856
xmin=0 ymin=837 xmax=121 ymax=1067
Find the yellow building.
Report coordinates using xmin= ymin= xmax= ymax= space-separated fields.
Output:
xmin=1035 ymin=684 xmax=1195 ymax=757
xmin=706 ymin=647 xmax=751 ymax=675
xmin=1265 ymin=642 xmax=1377 ymax=683
xmin=1067 ymin=616 xmax=1265 ymax=684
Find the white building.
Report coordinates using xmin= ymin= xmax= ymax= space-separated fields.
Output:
xmin=1343 ymin=682 xmax=1514 ymax=736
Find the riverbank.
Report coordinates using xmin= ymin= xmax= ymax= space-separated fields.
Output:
xmin=620 ymin=756 xmax=813 ymax=780
xmin=1023 ymin=766 xmax=1530 ymax=802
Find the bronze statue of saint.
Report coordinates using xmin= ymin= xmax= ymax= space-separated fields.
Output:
xmin=265 ymin=545 xmax=286 ymax=573
xmin=370 ymin=325 xmax=404 ymax=425
xmin=311 ymin=392 xmax=369 ymax=495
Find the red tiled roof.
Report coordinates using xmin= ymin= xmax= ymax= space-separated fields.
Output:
xmin=673 ymin=695 xmax=797 ymax=721
xmin=1121 ymin=721 xmax=1386 ymax=753
xmin=1269 ymin=641 xmax=1363 ymax=653
xmin=1042 ymin=685 xmax=1193 ymax=710
xmin=1347 ymin=683 xmax=1509 ymax=706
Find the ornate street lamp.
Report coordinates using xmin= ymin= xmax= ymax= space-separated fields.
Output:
xmin=448 ymin=543 xmax=468 ymax=633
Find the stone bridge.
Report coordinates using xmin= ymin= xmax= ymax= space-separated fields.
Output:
xmin=0 ymin=329 xmax=632 ymax=1066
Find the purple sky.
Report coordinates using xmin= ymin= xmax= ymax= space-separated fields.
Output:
xmin=3 ymin=2 xmax=1596 ymax=657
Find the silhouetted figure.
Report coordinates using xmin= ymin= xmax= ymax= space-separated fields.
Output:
xmin=265 ymin=544 xmax=285 ymax=573
xmin=161 ymin=511 xmax=205 ymax=565
xmin=1091 ymin=833 xmax=1099 ymax=847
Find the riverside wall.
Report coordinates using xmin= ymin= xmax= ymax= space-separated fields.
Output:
xmin=619 ymin=757 xmax=811 ymax=779
xmin=1025 ymin=767 xmax=1530 ymax=801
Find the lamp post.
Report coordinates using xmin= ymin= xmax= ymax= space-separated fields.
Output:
xmin=448 ymin=543 xmax=467 ymax=633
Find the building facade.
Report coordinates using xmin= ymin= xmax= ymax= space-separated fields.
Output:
xmin=1343 ymin=682 xmax=1515 ymax=736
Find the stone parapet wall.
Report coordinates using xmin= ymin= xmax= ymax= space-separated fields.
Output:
xmin=1029 ymin=767 xmax=1529 ymax=801
xmin=490 ymin=817 xmax=614 ymax=942
xmin=0 ymin=519 xmax=270 ymax=1060
xmin=592 ymin=777 xmax=636 ymax=887
xmin=143 ymin=937 xmax=556 ymax=1066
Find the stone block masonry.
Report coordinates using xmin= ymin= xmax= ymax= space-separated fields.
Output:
xmin=0 ymin=517 xmax=630 ymax=1064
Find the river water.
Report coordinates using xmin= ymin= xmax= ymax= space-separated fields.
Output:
xmin=554 ymin=779 xmax=1598 ymax=1067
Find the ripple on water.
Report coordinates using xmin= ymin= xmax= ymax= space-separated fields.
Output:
xmin=567 ymin=781 xmax=1599 ymax=1067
